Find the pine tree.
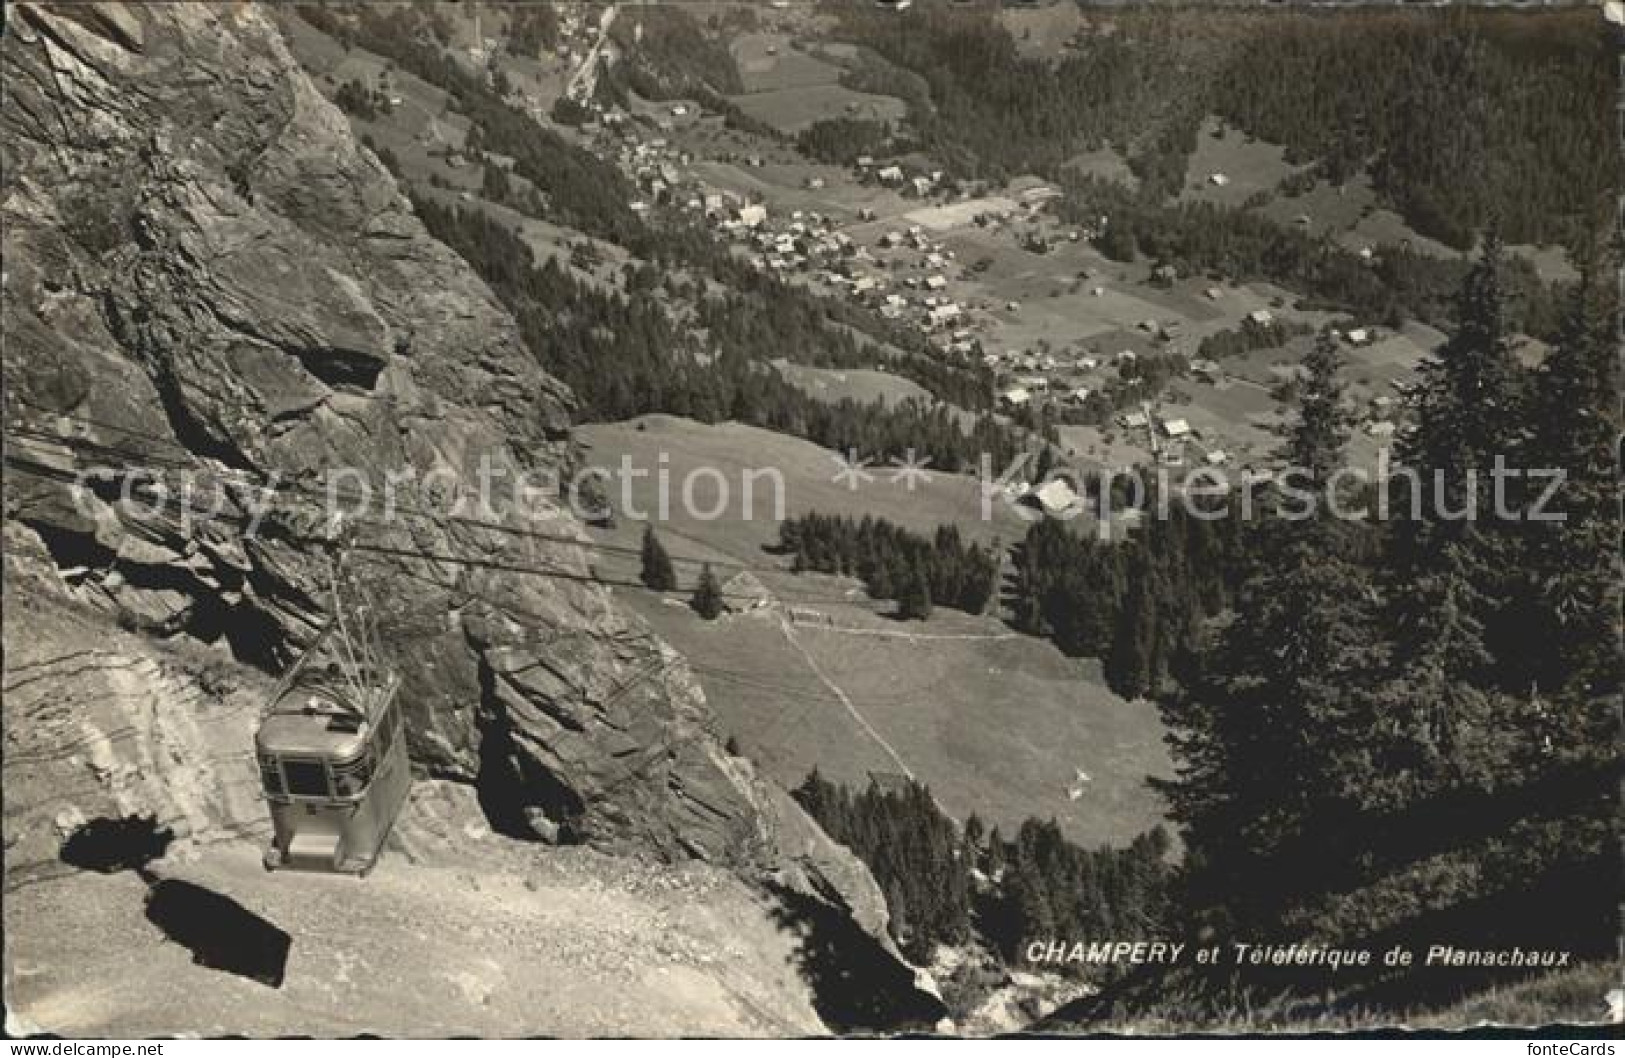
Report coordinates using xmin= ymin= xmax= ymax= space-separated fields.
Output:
xmin=963 ymin=813 xmax=986 ymax=856
xmin=1104 ymin=564 xmax=1157 ymax=698
xmin=1403 ymin=237 xmax=1525 ymax=486
xmin=1519 ymin=262 xmax=1620 ymax=693
xmin=1281 ymin=329 xmax=1352 ymax=495
xmin=897 ymin=562 xmax=933 ymax=621
xmin=690 ymin=562 xmax=724 ymax=620
xmin=1390 ymin=238 xmax=1529 ymax=689
xmin=640 ymin=524 xmax=677 ymax=591
xmin=985 ymin=826 xmax=1007 ymax=878
xmin=1155 ymin=498 xmax=1385 ymax=937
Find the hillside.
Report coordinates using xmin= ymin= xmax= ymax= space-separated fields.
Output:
xmin=1 ymin=3 xmax=941 ymax=1036
xmin=574 ymin=417 xmax=1171 ymax=846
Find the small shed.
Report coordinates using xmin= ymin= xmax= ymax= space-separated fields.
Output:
xmin=721 ymin=571 xmax=775 ymax=613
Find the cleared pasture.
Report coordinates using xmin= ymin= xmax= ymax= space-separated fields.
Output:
xmin=772 ymin=361 xmax=937 ymax=408
xmin=615 ymin=565 xmax=1173 ymax=847
xmin=730 ymin=84 xmax=907 ymax=136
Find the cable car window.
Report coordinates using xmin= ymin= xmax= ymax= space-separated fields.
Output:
xmin=258 ymin=755 xmax=285 ymax=797
xmin=282 ymin=758 xmax=331 ymax=798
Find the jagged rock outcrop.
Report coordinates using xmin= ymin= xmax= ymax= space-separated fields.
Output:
xmin=2 ymin=0 xmax=768 ymax=863
xmin=2 ymin=4 xmax=947 ymax=1033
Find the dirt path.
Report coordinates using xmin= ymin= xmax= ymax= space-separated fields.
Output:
xmin=6 ymin=785 xmax=825 ymax=1038
xmin=565 ymin=4 xmax=618 ymax=103
xmin=776 ymin=615 xmax=916 ymax=780
xmin=811 ymin=625 xmax=1020 ymax=642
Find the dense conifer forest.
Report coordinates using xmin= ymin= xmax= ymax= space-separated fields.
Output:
xmin=777 ymin=514 xmax=1001 ymax=618
xmin=829 ymin=3 xmax=1614 ymax=252
xmin=794 ymin=771 xmax=1173 ymax=966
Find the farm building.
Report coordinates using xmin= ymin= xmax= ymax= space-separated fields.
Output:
xmin=1248 ymin=309 xmax=1275 ymax=326
xmin=1119 ymin=410 xmax=1150 ymax=430
xmin=1023 ymin=478 xmax=1083 ymax=516
xmin=1160 ymin=418 xmax=1193 ymax=439
xmin=720 ymin=571 xmax=775 ymax=614
xmin=737 ymin=204 xmax=767 ymax=228
xmin=1001 ymin=386 xmax=1032 ymax=408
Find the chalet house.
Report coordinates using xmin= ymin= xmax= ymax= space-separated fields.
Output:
xmin=1022 ymin=478 xmax=1082 ymax=516
xmin=721 ymin=571 xmax=774 ymax=614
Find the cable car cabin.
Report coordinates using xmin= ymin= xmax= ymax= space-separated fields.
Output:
xmin=256 ymin=665 xmax=411 ymax=876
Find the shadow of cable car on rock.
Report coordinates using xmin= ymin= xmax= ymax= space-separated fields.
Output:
xmin=58 ymin=814 xmax=291 ymax=989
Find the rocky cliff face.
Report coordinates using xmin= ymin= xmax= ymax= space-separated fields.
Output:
xmin=2 ymin=5 xmax=944 ymax=1034
xmin=2 ymin=0 xmax=773 ymax=863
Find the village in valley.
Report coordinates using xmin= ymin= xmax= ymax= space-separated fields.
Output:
xmin=283 ymin=0 xmax=1513 ymax=513
xmin=570 ymin=58 xmax=1435 ymax=493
